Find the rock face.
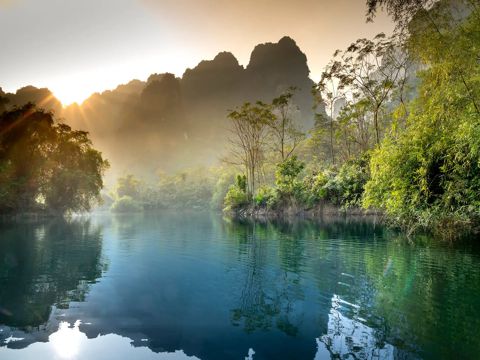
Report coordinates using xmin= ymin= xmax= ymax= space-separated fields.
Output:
xmin=182 ymin=51 xmax=245 ymax=106
xmin=182 ymin=36 xmax=314 ymax=116
xmin=246 ymin=37 xmax=314 ymax=121
xmin=140 ymin=73 xmax=184 ymax=127
xmin=2 ymin=36 xmax=318 ymax=177
xmin=246 ymin=36 xmax=312 ymax=100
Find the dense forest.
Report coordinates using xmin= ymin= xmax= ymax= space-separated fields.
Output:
xmin=1 ymin=0 xmax=479 ymax=239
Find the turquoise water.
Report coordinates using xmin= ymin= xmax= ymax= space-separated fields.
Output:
xmin=0 ymin=212 xmax=479 ymax=359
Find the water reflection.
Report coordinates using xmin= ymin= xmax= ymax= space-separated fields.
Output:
xmin=0 ymin=320 xmax=200 ymax=360
xmin=226 ymin=220 xmax=304 ymax=336
xmin=316 ymin=295 xmax=396 ymax=360
xmin=0 ymin=213 xmax=479 ymax=359
xmin=0 ymin=219 xmax=104 ymax=330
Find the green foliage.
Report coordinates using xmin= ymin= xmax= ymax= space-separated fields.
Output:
xmin=236 ymin=174 xmax=247 ymax=193
xmin=275 ymin=156 xmax=305 ymax=193
xmin=269 ymin=88 xmax=305 ymax=160
xmin=110 ymin=167 xmax=234 ymax=211
xmin=116 ymin=174 xmax=142 ymax=199
xmin=227 ymin=101 xmax=275 ymax=196
xmin=0 ymin=104 xmax=109 ymax=215
xmin=110 ymin=196 xmax=143 ymax=213
xmin=254 ymin=186 xmax=279 ymax=209
xmin=273 ymin=156 xmax=306 ymax=207
xmin=363 ymin=5 xmax=480 ymax=235
xmin=302 ymin=171 xmax=330 ymax=206
xmin=224 ymin=183 xmax=249 ymax=212
xmin=210 ymin=170 xmax=236 ymax=209
xmin=301 ymin=158 xmax=369 ymax=209
xmin=155 ymin=168 xmax=216 ymax=209
xmin=332 ymin=157 xmax=370 ymax=208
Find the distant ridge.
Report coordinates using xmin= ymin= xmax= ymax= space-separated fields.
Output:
xmin=1 ymin=37 xmax=320 ymax=178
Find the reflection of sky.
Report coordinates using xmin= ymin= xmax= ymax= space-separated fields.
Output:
xmin=0 ymin=321 xmax=200 ymax=360
xmin=0 ymin=300 xmax=396 ymax=360
xmin=316 ymin=295 xmax=395 ymax=360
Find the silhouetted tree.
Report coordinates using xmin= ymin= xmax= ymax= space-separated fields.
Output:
xmin=0 ymin=104 xmax=109 ymax=214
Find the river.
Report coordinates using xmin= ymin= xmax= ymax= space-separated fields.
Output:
xmin=0 ymin=212 xmax=479 ymax=359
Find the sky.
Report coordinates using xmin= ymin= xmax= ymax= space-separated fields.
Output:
xmin=0 ymin=0 xmax=393 ymax=105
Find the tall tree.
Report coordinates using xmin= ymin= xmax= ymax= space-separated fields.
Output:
xmin=314 ymin=62 xmax=345 ymax=165
xmin=269 ymin=88 xmax=305 ymax=161
xmin=319 ymin=33 xmax=408 ymax=146
xmin=367 ymin=0 xmax=480 ymax=114
xmin=227 ymin=102 xmax=274 ymax=197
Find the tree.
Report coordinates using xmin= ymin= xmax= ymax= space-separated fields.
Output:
xmin=335 ymin=99 xmax=374 ymax=160
xmin=115 ymin=174 xmax=142 ymax=199
xmin=0 ymin=104 xmax=109 ymax=214
xmin=363 ymin=6 xmax=480 ymax=236
xmin=366 ymin=0 xmax=435 ymax=26
xmin=0 ymin=88 xmax=8 ymax=114
xmin=367 ymin=0 xmax=479 ymax=115
xmin=226 ymin=102 xmax=274 ymax=198
xmin=320 ymin=33 xmax=408 ymax=146
xmin=275 ymin=155 xmax=305 ymax=198
xmin=314 ymin=61 xmax=345 ymax=165
xmin=269 ymin=88 xmax=305 ymax=161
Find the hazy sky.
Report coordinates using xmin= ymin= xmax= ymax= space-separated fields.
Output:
xmin=0 ymin=0 xmax=393 ymax=105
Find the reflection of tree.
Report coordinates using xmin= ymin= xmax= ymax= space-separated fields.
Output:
xmin=307 ymin=220 xmax=480 ymax=360
xmin=356 ymin=239 xmax=480 ymax=359
xmin=225 ymin=219 xmax=305 ymax=336
xmin=0 ymin=219 xmax=104 ymax=328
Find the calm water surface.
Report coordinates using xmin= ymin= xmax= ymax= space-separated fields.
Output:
xmin=0 ymin=212 xmax=479 ymax=360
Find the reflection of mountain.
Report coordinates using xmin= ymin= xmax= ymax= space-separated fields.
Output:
xmin=1 ymin=37 xmax=317 ymax=178
xmin=0 ymin=320 xmax=200 ymax=360
xmin=0 ymin=219 xmax=104 ymax=332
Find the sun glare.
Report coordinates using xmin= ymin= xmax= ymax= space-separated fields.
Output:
xmin=50 ymin=321 xmax=83 ymax=359
xmin=52 ymin=87 xmax=91 ymax=107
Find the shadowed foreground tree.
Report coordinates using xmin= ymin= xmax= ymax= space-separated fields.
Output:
xmin=0 ymin=104 xmax=109 ymax=215
xmin=0 ymin=89 xmax=8 ymax=114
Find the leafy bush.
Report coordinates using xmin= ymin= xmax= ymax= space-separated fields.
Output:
xmin=224 ymin=184 xmax=249 ymax=211
xmin=275 ymin=156 xmax=305 ymax=193
xmin=254 ymin=186 xmax=279 ymax=208
xmin=111 ymin=196 xmax=143 ymax=213
xmin=333 ymin=157 xmax=369 ymax=208
xmin=300 ymin=157 xmax=368 ymax=209
xmin=210 ymin=171 xmax=236 ymax=209
xmin=302 ymin=171 xmax=332 ymax=206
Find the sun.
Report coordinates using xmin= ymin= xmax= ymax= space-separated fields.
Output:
xmin=52 ymin=86 xmax=91 ymax=107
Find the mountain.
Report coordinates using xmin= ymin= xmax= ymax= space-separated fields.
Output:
xmin=4 ymin=86 xmax=62 ymax=115
xmin=1 ymin=37 xmax=318 ymax=181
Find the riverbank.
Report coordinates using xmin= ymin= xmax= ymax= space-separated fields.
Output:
xmin=228 ymin=202 xmax=382 ymax=222
xmin=226 ymin=203 xmax=478 ymax=241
